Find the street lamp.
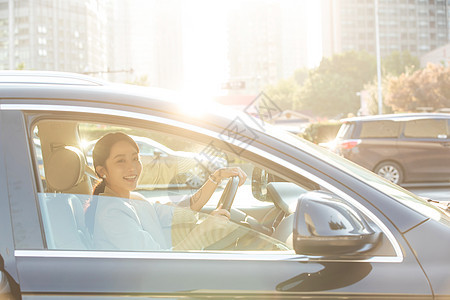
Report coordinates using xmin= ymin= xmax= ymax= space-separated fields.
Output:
xmin=374 ymin=0 xmax=383 ymax=115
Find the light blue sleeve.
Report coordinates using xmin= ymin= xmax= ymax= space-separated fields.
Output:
xmin=94 ymin=197 xmax=169 ymax=251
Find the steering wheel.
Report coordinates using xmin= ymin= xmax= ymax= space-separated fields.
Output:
xmin=216 ymin=176 xmax=240 ymax=211
xmin=216 ymin=176 xmax=274 ymax=236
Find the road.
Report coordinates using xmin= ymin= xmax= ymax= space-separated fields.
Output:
xmin=408 ymin=186 xmax=450 ymax=202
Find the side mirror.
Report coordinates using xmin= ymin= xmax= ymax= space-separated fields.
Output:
xmin=293 ymin=191 xmax=380 ymax=256
xmin=251 ymin=167 xmax=282 ymax=202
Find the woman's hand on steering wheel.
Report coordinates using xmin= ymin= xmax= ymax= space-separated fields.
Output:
xmin=209 ymin=203 xmax=231 ymax=221
xmin=211 ymin=167 xmax=247 ymax=186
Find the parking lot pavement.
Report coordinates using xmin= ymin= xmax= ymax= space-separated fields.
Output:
xmin=408 ymin=187 xmax=450 ymax=202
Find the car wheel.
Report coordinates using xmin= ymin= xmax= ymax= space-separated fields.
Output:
xmin=185 ymin=165 xmax=208 ymax=189
xmin=374 ymin=161 xmax=403 ymax=184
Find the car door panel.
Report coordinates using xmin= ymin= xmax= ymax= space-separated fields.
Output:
xmin=15 ymin=248 xmax=431 ymax=299
xmin=0 ymin=111 xmax=20 ymax=292
xmin=2 ymin=111 xmax=44 ymax=250
xmin=397 ymin=138 xmax=450 ymax=182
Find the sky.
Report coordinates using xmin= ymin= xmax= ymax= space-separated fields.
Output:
xmin=181 ymin=0 xmax=322 ymax=97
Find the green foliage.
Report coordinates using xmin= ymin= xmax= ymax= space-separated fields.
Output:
xmin=126 ymin=74 xmax=150 ymax=86
xmin=265 ymin=77 xmax=300 ymax=111
xmin=266 ymin=50 xmax=421 ymax=118
xmin=299 ymin=121 xmax=342 ymax=144
xmin=363 ymin=76 xmax=395 ymax=115
xmin=16 ymin=62 xmax=25 ymax=70
xmin=297 ymin=51 xmax=377 ymax=118
xmin=382 ymin=51 xmax=419 ymax=76
xmin=293 ymin=67 xmax=309 ymax=86
xmin=385 ymin=63 xmax=450 ymax=112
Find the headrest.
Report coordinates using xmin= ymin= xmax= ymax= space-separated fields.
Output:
xmin=46 ymin=146 xmax=86 ymax=192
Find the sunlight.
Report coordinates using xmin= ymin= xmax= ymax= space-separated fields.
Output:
xmin=80 ymin=139 xmax=91 ymax=150
xmin=181 ymin=0 xmax=322 ymax=97
xmin=181 ymin=0 xmax=229 ymax=99
xmin=178 ymin=90 xmax=216 ymax=118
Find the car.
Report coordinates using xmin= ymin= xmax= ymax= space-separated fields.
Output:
xmin=83 ymin=135 xmax=227 ymax=189
xmin=0 ymin=71 xmax=449 ymax=299
xmin=330 ymin=113 xmax=450 ymax=185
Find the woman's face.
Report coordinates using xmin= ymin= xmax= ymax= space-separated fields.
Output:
xmin=101 ymin=140 xmax=142 ymax=197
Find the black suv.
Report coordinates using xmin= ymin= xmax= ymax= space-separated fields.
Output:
xmin=333 ymin=113 xmax=450 ymax=185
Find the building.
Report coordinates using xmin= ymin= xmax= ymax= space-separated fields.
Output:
xmin=105 ymin=0 xmax=133 ymax=83
xmin=1 ymin=0 xmax=184 ymax=90
xmin=1 ymin=0 xmax=108 ymax=74
xmin=420 ymin=42 xmax=450 ymax=67
xmin=226 ymin=0 xmax=309 ymax=95
xmin=151 ymin=0 xmax=183 ymax=90
xmin=322 ymin=0 xmax=449 ymax=59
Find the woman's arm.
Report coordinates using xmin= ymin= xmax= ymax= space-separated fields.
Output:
xmin=189 ymin=167 xmax=247 ymax=211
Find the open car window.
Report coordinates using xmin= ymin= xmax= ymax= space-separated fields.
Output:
xmin=30 ymin=118 xmax=394 ymax=258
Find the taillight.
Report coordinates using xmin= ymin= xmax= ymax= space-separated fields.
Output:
xmin=338 ymin=139 xmax=361 ymax=150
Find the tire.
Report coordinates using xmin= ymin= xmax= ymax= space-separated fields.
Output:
xmin=185 ymin=165 xmax=208 ymax=189
xmin=374 ymin=161 xmax=403 ymax=184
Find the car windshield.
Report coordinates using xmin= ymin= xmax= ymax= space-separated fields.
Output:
xmin=264 ymin=125 xmax=450 ymax=225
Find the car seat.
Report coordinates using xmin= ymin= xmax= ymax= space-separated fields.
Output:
xmin=38 ymin=146 xmax=93 ymax=249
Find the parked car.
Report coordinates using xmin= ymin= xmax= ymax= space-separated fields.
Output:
xmin=84 ymin=135 xmax=227 ymax=189
xmin=0 ymin=71 xmax=449 ymax=299
xmin=330 ymin=113 xmax=450 ymax=185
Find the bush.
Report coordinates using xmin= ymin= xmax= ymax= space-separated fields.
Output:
xmin=300 ymin=122 xmax=342 ymax=144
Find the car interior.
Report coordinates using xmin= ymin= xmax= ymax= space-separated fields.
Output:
xmin=30 ymin=117 xmax=394 ymax=256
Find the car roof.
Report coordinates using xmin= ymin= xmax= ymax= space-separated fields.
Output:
xmin=0 ymin=70 xmax=110 ymax=86
xmin=0 ymin=71 xmax=261 ymax=133
xmin=341 ymin=113 xmax=450 ymax=123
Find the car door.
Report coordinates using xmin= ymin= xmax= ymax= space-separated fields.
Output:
xmin=0 ymin=110 xmax=20 ymax=300
xmin=3 ymin=106 xmax=433 ymax=299
xmin=399 ymin=118 xmax=450 ymax=182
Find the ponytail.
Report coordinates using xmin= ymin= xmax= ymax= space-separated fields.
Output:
xmin=93 ymin=179 xmax=106 ymax=196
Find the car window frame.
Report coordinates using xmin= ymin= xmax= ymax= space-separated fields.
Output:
xmin=0 ymin=110 xmax=20 ymax=283
xmin=402 ymin=118 xmax=449 ymax=139
xmin=18 ymin=104 xmax=404 ymax=263
xmin=357 ymin=120 xmax=401 ymax=139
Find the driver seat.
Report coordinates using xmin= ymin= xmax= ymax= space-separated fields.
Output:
xmin=39 ymin=146 xmax=93 ymax=249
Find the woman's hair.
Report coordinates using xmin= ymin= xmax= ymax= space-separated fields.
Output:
xmin=91 ymin=132 xmax=139 ymax=195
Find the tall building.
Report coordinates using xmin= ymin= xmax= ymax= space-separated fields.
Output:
xmin=104 ymin=0 xmax=184 ymax=89
xmin=1 ymin=0 xmax=108 ymax=74
xmin=280 ymin=0 xmax=309 ymax=78
xmin=151 ymin=0 xmax=183 ymax=90
xmin=227 ymin=0 xmax=309 ymax=95
xmin=322 ymin=0 xmax=449 ymax=59
xmin=105 ymin=0 xmax=133 ymax=83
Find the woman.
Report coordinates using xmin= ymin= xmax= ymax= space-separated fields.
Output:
xmin=86 ymin=132 xmax=247 ymax=251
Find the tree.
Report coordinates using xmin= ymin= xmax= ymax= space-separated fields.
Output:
xmin=297 ymin=51 xmax=377 ymax=118
xmin=293 ymin=67 xmax=309 ymax=86
xmin=363 ymin=76 xmax=395 ymax=115
xmin=265 ymin=77 xmax=300 ymax=111
xmin=385 ymin=63 xmax=450 ymax=112
xmin=16 ymin=62 xmax=26 ymax=70
xmin=382 ymin=50 xmax=419 ymax=76
xmin=126 ymin=74 xmax=150 ymax=86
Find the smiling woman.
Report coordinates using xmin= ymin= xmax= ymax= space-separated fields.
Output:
xmin=91 ymin=132 xmax=142 ymax=198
